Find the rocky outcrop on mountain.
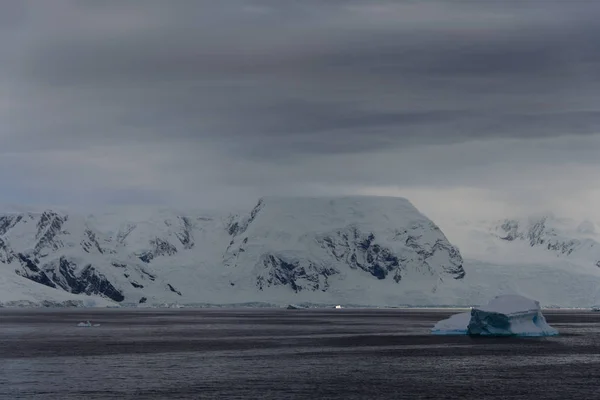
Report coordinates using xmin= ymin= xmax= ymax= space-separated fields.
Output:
xmin=137 ymin=238 xmax=178 ymax=263
xmin=312 ymin=222 xmax=465 ymax=282
xmin=494 ymin=216 xmax=600 ymax=266
xmin=45 ymin=257 xmax=124 ymax=302
xmin=256 ymin=253 xmax=338 ymax=292
xmin=317 ymin=227 xmax=402 ymax=281
xmin=0 ymin=215 xmax=23 ymax=236
xmin=172 ymin=216 xmax=195 ymax=249
xmin=0 ymin=237 xmax=14 ymax=264
xmin=34 ymin=211 xmax=67 ymax=256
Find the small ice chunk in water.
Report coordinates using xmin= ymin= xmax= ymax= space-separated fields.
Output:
xmin=431 ymin=295 xmax=558 ymax=337
xmin=77 ymin=321 xmax=100 ymax=327
xmin=430 ymin=312 xmax=471 ymax=335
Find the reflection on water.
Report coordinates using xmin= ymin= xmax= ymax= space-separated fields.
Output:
xmin=1 ymin=309 xmax=600 ymax=399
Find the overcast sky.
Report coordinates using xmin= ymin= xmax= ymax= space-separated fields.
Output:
xmin=2 ymin=1 xmax=600 ymax=220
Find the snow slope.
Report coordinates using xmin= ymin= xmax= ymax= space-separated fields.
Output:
xmin=432 ymin=215 xmax=600 ymax=307
xmin=438 ymin=214 xmax=600 ymax=269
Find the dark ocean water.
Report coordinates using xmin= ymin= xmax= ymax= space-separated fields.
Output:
xmin=1 ymin=308 xmax=600 ymax=399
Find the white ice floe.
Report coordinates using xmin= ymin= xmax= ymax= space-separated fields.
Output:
xmin=430 ymin=312 xmax=471 ymax=335
xmin=76 ymin=321 xmax=101 ymax=327
xmin=431 ymin=295 xmax=558 ymax=337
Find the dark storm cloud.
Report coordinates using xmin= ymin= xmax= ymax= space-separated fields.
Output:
xmin=4 ymin=0 xmax=600 ymax=159
xmin=3 ymin=1 xmax=600 ymax=214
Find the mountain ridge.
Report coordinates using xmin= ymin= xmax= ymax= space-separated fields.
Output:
xmin=3 ymin=198 xmax=600 ymax=308
xmin=0 ymin=196 xmax=466 ymax=306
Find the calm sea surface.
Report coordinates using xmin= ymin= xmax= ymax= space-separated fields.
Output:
xmin=1 ymin=308 xmax=599 ymax=399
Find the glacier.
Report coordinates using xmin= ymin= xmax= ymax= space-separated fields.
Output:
xmin=431 ymin=295 xmax=558 ymax=336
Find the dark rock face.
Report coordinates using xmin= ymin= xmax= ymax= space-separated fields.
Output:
xmin=16 ymin=253 xmax=57 ymax=288
xmin=139 ymin=269 xmax=156 ymax=281
xmin=153 ymin=238 xmax=177 ymax=256
xmin=48 ymin=257 xmax=125 ymax=302
xmin=138 ymin=238 xmax=178 ymax=263
xmin=227 ymin=221 xmax=240 ymax=236
xmin=116 ymin=223 xmax=136 ymax=244
xmin=167 ymin=284 xmax=182 ymax=296
xmin=34 ymin=211 xmax=67 ymax=255
xmin=317 ymin=224 xmax=465 ymax=282
xmin=139 ymin=297 xmax=147 ymax=304
xmin=400 ymin=225 xmax=466 ymax=279
xmin=499 ymin=218 xmax=555 ymax=247
xmin=0 ymin=237 xmax=15 ymax=264
xmin=14 ymin=254 xmax=124 ymax=302
xmin=497 ymin=217 xmax=596 ymax=265
xmin=174 ymin=216 xmax=194 ymax=249
xmin=81 ymin=229 xmax=106 ymax=254
xmin=0 ymin=215 xmax=23 ymax=236
xmin=227 ymin=199 xmax=264 ymax=238
xmin=318 ymin=228 xmax=401 ymax=282
xmin=256 ymin=254 xmax=337 ymax=292
xmin=499 ymin=220 xmax=518 ymax=241
xmin=138 ymin=252 xmax=154 ymax=264
xmin=78 ymin=265 xmax=124 ymax=302
xmin=439 ymin=245 xmax=466 ymax=279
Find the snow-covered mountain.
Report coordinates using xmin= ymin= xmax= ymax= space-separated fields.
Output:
xmin=432 ymin=214 xmax=600 ymax=307
xmin=438 ymin=214 xmax=600 ymax=269
xmin=0 ymin=196 xmax=465 ymax=307
xmin=494 ymin=215 xmax=600 ymax=267
xmin=3 ymin=197 xmax=600 ymax=308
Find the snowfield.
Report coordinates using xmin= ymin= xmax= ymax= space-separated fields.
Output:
xmin=1 ymin=196 xmax=600 ymax=307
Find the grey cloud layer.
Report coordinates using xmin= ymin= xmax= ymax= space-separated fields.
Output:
xmin=2 ymin=1 xmax=600 ymax=212
xmin=4 ymin=1 xmax=600 ymax=153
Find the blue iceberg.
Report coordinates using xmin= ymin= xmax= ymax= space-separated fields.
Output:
xmin=431 ymin=295 xmax=558 ymax=337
